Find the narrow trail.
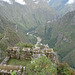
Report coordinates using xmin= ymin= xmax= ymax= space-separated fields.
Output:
xmin=35 ymin=37 xmax=42 ymax=48
xmin=26 ymin=32 xmax=42 ymax=48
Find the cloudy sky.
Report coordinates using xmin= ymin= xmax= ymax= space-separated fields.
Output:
xmin=1 ymin=0 xmax=75 ymax=5
xmin=15 ymin=0 xmax=26 ymax=5
xmin=2 ymin=0 xmax=26 ymax=5
xmin=67 ymin=0 xmax=75 ymax=4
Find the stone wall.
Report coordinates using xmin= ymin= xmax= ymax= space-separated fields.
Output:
xmin=0 ymin=64 xmax=25 ymax=75
xmin=6 ymin=47 xmax=20 ymax=59
xmin=6 ymin=47 xmax=58 ymax=64
xmin=1 ymin=56 xmax=10 ymax=64
xmin=0 ymin=46 xmax=58 ymax=75
xmin=21 ymin=48 xmax=33 ymax=60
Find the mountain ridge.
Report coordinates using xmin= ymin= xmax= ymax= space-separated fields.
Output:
xmin=48 ymin=0 xmax=75 ymax=16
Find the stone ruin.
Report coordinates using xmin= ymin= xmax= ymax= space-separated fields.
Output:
xmin=6 ymin=47 xmax=20 ymax=59
xmin=5 ymin=46 xmax=58 ymax=64
xmin=0 ymin=46 xmax=58 ymax=75
xmin=0 ymin=64 xmax=25 ymax=75
xmin=0 ymin=47 xmax=25 ymax=75
xmin=21 ymin=48 xmax=33 ymax=60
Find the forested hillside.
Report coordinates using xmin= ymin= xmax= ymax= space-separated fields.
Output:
xmin=34 ymin=11 xmax=75 ymax=68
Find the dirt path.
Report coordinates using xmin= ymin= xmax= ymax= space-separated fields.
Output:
xmin=26 ymin=32 xmax=42 ymax=48
xmin=35 ymin=37 xmax=42 ymax=48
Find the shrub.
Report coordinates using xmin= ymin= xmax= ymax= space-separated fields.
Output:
xmin=57 ymin=62 xmax=72 ymax=75
xmin=26 ymin=56 xmax=57 ymax=75
xmin=16 ymin=42 xmax=34 ymax=48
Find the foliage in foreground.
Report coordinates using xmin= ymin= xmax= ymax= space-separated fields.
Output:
xmin=57 ymin=62 xmax=75 ymax=75
xmin=26 ymin=56 xmax=57 ymax=75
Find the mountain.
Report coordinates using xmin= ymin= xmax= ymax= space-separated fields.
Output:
xmin=0 ymin=0 xmax=58 ymax=46
xmin=0 ymin=0 xmax=58 ymax=58
xmin=48 ymin=0 xmax=75 ymax=16
xmin=34 ymin=10 xmax=75 ymax=68
xmin=52 ymin=11 xmax=75 ymax=68
xmin=0 ymin=15 xmax=20 ymax=58
xmin=0 ymin=0 xmax=58 ymax=32
xmin=0 ymin=14 xmax=38 ymax=60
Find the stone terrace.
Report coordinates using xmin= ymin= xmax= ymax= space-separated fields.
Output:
xmin=0 ymin=64 xmax=25 ymax=75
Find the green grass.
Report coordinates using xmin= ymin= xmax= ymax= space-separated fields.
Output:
xmin=7 ymin=59 xmax=31 ymax=66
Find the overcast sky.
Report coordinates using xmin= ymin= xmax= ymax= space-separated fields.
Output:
xmin=3 ymin=0 xmax=26 ymax=5
xmin=15 ymin=0 xmax=26 ymax=5
xmin=2 ymin=0 xmax=75 ymax=5
xmin=67 ymin=0 xmax=75 ymax=4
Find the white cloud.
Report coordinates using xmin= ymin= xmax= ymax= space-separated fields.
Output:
xmin=47 ymin=0 xmax=51 ymax=3
xmin=67 ymin=0 xmax=75 ymax=4
xmin=34 ymin=1 xmax=39 ymax=4
xmin=33 ymin=0 xmax=36 ymax=1
xmin=3 ymin=0 xmax=12 ymax=4
xmin=15 ymin=0 xmax=26 ymax=5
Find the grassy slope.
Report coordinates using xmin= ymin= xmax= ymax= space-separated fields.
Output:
xmin=7 ymin=59 xmax=31 ymax=66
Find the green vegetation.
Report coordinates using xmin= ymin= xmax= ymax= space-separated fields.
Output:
xmin=35 ymin=11 xmax=75 ymax=68
xmin=7 ymin=56 xmax=75 ymax=75
xmin=0 ymin=15 xmax=36 ymax=61
xmin=0 ymin=0 xmax=58 ymax=64
xmin=16 ymin=42 xmax=34 ymax=53
xmin=0 ymin=0 xmax=57 ymax=33
xmin=11 ymin=70 xmax=16 ymax=75
xmin=8 ymin=59 xmax=31 ymax=66
xmin=26 ymin=35 xmax=37 ymax=44
xmin=57 ymin=62 xmax=75 ymax=75
xmin=26 ymin=56 xmax=57 ymax=75
xmin=16 ymin=42 xmax=34 ymax=49
xmin=53 ymin=47 xmax=57 ymax=52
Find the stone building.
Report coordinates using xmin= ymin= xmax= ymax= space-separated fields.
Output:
xmin=21 ymin=48 xmax=33 ymax=60
xmin=6 ymin=47 xmax=20 ymax=59
xmin=45 ymin=49 xmax=57 ymax=64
